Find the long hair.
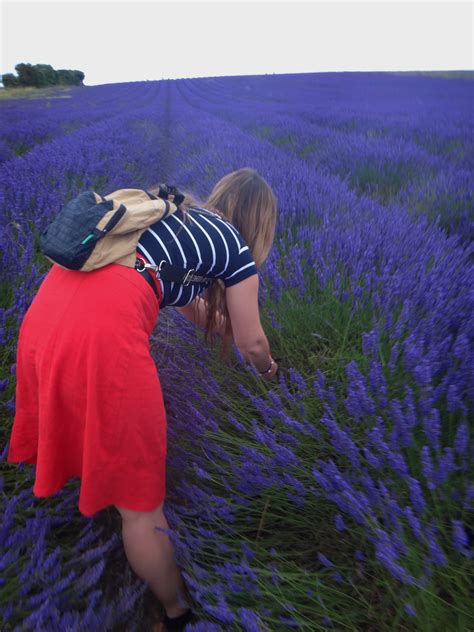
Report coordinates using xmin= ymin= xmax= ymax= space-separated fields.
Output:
xmin=150 ymin=169 xmax=278 ymax=362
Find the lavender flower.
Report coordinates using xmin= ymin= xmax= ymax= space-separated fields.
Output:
xmin=453 ymin=422 xmax=469 ymax=456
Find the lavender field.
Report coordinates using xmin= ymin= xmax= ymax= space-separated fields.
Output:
xmin=1 ymin=72 xmax=473 ymax=631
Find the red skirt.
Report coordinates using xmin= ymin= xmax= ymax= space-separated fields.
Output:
xmin=6 ymin=259 xmax=167 ymax=517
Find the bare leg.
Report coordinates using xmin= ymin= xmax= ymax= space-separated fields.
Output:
xmin=115 ymin=502 xmax=193 ymax=618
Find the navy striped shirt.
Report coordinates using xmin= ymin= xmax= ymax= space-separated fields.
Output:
xmin=136 ymin=205 xmax=258 ymax=308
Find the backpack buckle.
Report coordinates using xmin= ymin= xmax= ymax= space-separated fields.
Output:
xmin=135 ymin=257 xmax=147 ymax=272
xmin=183 ymin=268 xmax=195 ymax=287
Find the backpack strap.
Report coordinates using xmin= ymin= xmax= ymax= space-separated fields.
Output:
xmin=135 ymin=256 xmax=215 ymax=287
xmin=142 ymin=267 xmax=161 ymax=302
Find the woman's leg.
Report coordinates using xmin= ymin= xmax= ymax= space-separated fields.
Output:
xmin=114 ymin=502 xmax=194 ymax=617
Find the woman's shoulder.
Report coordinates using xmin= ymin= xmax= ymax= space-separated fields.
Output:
xmin=188 ymin=205 xmax=238 ymax=231
xmin=188 ymin=204 xmax=223 ymax=220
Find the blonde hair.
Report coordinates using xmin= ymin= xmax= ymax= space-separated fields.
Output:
xmin=150 ymin=168 xmax=278 ymax=361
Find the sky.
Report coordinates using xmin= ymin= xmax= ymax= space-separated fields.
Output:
xmin=1 ymin=1 xmax=472 ymax=86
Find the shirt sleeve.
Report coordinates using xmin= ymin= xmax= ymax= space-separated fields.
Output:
xmin=222 ymin=229 xmax=258 ymax=287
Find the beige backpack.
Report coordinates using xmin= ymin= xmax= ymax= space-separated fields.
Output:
xmin=40 ymin=186 xmax=181 ymax=271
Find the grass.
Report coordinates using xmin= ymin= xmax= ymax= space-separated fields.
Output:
xmin=0 ymin=85 xmax=75 ymax=100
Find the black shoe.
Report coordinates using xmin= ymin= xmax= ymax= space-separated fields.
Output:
xmin=163 ymin=607 xmax=198 ymax=631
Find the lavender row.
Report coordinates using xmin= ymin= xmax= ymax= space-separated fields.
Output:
xmin=0 ymin=85 xmax=178 ymax=631
xmin=0 ymin=81 xmax=162 ymax=164
xmin=148 ymin=84 xmax=473 ymax=628
xmin=178 ymin=74 xmax=474 ymax=243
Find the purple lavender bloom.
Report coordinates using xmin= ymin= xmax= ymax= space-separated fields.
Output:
xmin=335 ymin=513 xmax=346 ymax=531
xmin=374 ymin=529 xmax=416 ymax=584
xmin=202 ymin=602 xmax=236 ymax=624
xmin=312 ymin=466 xmax=333 ymax=494
xmin=407 ymin=476 xmax=427 ymax=513
xmin=278 ymin=615 xmax=299 ymax=627
xmin=446 ymin=383 xmax=463 ymax=413
xmin=451 ymin=519 xmax=470 ymax=554
xmin=268 ymin=308 xmax=282 ymax=330
xmin=421 ymin=446 xmax=436 ymax=490
xmin=422 ymin=407 xmax=442 ymax=450
xmin=317 ymin=552 xmax=334 ymax=567
xmin=272 ymin=442 xmax=301 ymax=467
xmin=403 ymin=385 xmax=418 ymax=430
xmin=282 ymin=473 xmax=307 ymax=497
xmin=464 ymin=484 xmax=474 ymax=510
xmin=238 ymin=608 xmax=262 ymax=632
xmin=241 ymin=542 xmax=256 ymax=560
xmin=325 ymin=384 xmax=338 ymax=408
xmin=363 ymin=446 xmax=384 ymax=469
xmin=385 ymin=449 xmax=410 ymax=478
xmin=193 ymin=464 xmax=213 ymax=480
xmin=433 ymin=447 xmax=456 ymax=486
xmin=404 ymin=505 xmax=424 ymax=542
xmin=388 ymin=397 xmax=412 ymax=448
xmin=362 ymin=328 xmax=379 ymax=358
xmin=344 ymin=360 xmax=376 ymax=421
xmin=367 ymin=416 xmax=386 ymax=448
xmin=267 ymin=389 xmax=284 ymax=409
xmin=320 ymin=411 xmax=361 ymax=467
xmin=425 ymin=521 xmax=448 ymax=566
xmin=278 ymin=411 xmax=307 ymax=434
xmin=288 ymin=367 xmax=309 ymax=395
xmin=413 ymin=358 xmax=432 ymax=388
xmin=388 ymin=341 xmax=401 ymax=372
xmin=278 ymin=369 xmax=298 ymax=403
xmin=452 ymin=332 xmax=469 ymax=359
xmin=369 ymin=359 xmax=389 ymax=409
xmin=6 ymin=397 xmax=15 ymax=416
xmin=227 ymin=412 xmax=246 ymax=433
xmin=276 ymin=430 xmax=300 ymax=447
xmin=313 ymin=369 xmax=326 ymax=400
xmin=453 ymin=422 xmax=469 ymax=456
xmin=355 ymin=549 xmax=365 ymax=561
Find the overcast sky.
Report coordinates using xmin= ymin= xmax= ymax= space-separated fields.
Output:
xmin=1 ymin=1 xmax=472 ymax=86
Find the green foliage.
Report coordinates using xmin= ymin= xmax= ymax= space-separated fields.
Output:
xmin=2 ymin=73 xmax=20 ymax=88
xmin=56 ymin=69 xmax=85 ymax=86
xmin=2 ymin=63 xmax=85 ymax=89
xmin=35 ymin=64 xmax=58 ymax=86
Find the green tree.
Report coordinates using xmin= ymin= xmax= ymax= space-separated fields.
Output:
xmin=15 ymin=63 xmax=38 ymax=86
xmin=72 ymin=70 xmax=85 ymax=85
xmin=56 ymin=69 xmax=85 ymax=86
xmin=5 ymin=62 xmax=85 ymax=88
xmin=35 ymin=64 xmax=58 ymax=86
xmin=2 ymin=73 xmax=20 ymax=88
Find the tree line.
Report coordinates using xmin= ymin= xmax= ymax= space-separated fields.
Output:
xmin=1 ymin=63 xmax=85 ymax=89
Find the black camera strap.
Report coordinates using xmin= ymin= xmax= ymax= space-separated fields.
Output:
xmin=135 ymin=256 xmax=215 ymax=301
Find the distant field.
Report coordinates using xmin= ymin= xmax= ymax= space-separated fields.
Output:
xmin=388 ymin=70 xmax=473 ymax=79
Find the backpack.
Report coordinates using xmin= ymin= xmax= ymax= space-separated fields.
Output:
xmin=40 ymin=186 xmax=180 ymax=271
xmin=39 ymin=185 xmax=216 ymax=297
